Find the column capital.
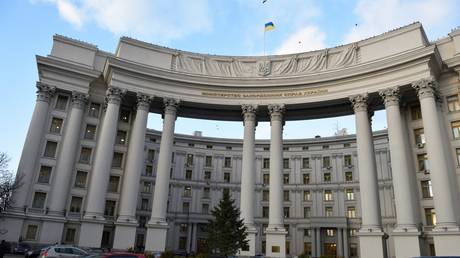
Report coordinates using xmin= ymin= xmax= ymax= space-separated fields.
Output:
xmin=268 ymin=104 xmax=285 ymax=122
xmin=71 ymin=91 xmax=88 ymax=109
xmin=163 ymin=98 xmax=180 ymax=115
xmin=105 ymin=86 xmax=126 ymax=106
xmin=349 ymin=93 xmax=369 ymax=112
xmin=379 ymin=87 xmax=400 ymax=107
xmin=242 ymin=104 xmax=258 ymax=122
xmin=36 ymin=82 xmax=56 ymax=103
xmin=137 ymin=93 xmax=154 ymax=111
xmin=411 ymin=78 xmax=438 ymax=100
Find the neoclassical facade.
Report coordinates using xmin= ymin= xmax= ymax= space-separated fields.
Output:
xmin=3 ymin=22 xmax=460 ymax=258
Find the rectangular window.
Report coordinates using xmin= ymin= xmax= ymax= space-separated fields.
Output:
xmin=224 ymin=172 xmax=231 ymax=183
xmin=323 ymin=172 xmax=331 ymax=183
xmin=262 ymin=190 xmax=269 ymax=201
xmin=283 ymin=190 xmax=290 ymax=201
xmin=414 ymin=128 xmax=426 ymax=145
xmin=179 ymin=237 xmax=187 ymax=250
xmin=447 ymin=95 xmax=460 ymax=112
xmin=324 ymin=190 xmax=333 ymax=201
xmin=185 ymin=170 xmax=192 ymax=180
xmin=205 ymin=156 xmax=212 ymax=167
xmin=346 ymin=189 xmax=355 ymax=200
xmin=302 ymin=157 xmax=310 ymax=168
xmin=116 ymin=130 xmax=127 ymax=145
xmin=142 ymin=182 xmax=151 ymax=193
xmin=84 ymin=124 xmax=96 ymax=140
xmin=119 ymin=109 xmax=130 ymax=122
xmin=345 ymin=171 xmax=353 ymax=182
xmin=349 ymin=229 xmax=357 ymax=237
xmin=79 ymin=147 xmax=92 ymax=164
xmin=104 ymin=200 xmax=116 ymax=217
xmin=421 ymin=180 xmax=433 ymax=198
xmin=347 ymin=207 xmax=356 ymax=218
xmin=64 ymin=228 xmax=76 ymax=243
xmin=112 ymin=152 xmax=123 ymax=168
xmin=32 ymin=192 xmax=46 ymax=209
xmin=263 ymin=158 xmax=270 ymax=169
xmin=325 ymin=206 xmax=333 ymax=217
xmin=223 ymin=188 xmax=230 ymax=196
xmin=283 ymin=207 xmax=290 ymax=218
xmin=304 ymin=207 xmax=311 ymax=218
xmin=224 ymin=157 xmax=232 ymax=168
xmin=186 ymin=154 xmax=194 ymax=165
xmin=203 ymin=187 xmax=210 ymax=199
xmin=425 ymin=208 xmax=437 ymax=226
xmin=145 ymin=165 xmax=153 ymax=176
xmin=180 ymin=223 xmax=188 ymax=233
xmin=322 ymin=156 xmax=331 ymax=168
xmin=55 ymin=95 xmax=69 ymax=110
xmin=206 ymin=145 xmax=213 ymax=149
xmin=303 ymin=190 xmax=311 ymax=201
xmin=182 ymin=202 xmax=190 ymax=213
xmin=350 ymin=243 xmax=358 ymax=257
xmin=204 ymin=171 xmax=211 ymax=180
xmin=417 ymin=154 xmax=429 ymax=172
xmin=74 ymin=171 xmax=87 ymax=188
xmin=147 ymin=149 xmax=155 ymax=162
xmin=141 ymin=198 xmax=149 ymax=210
xmin=283 ymin=174 xmax=289 ymax=184
xmin=326 ymin=229 xmax=335 ymax=237
xmin=262 ymin=207 xmax=269 ymax=218
xmin=303 ymin=174 xmax=310 ymax=184
xmin=25 ymin=225 xmax=38 ymax=240
xmin=37 ymin=166 xmax=52 ymax=184
xmin=411 ymin=105 xmax=422 ymax=120
xmin=344 ymin=155 xmax=352 ymax=166
xmin=44 ymin=141 xmax=58 ymax=158
xmin=452 ymin=121 xmax=460 ymax=139
xmin=283 ymin=158 xmax=289 ymax=169
xmin=202 ymin=203 xmax=209 ymax=214
xmin=69 ymin=196 xmax=83 ymax=213
xmin=457 ymin=149 xmax=460 ymax=166
xmin=183 ymin=186 xmax=192 ymax=197
xmin=88 ymin=103 xmax=101 ymax=118
xmin=49 ymin=117 xmax=63 ymax=134
xmin=226 ymin=146 xmax=232 ymax=150
xmin=263 ymin=174 xmax=270 ymax=184
xmin=108 ymin=176 xmax=120 ymax=192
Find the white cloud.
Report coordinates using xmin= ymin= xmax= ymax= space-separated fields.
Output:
xmin=55 ymin=0 xmax=85 ymax=28
xmin=344 ymin=0 xmax=458 ymax=43
xmin=275 ymin=25 xmax=326 ymax=55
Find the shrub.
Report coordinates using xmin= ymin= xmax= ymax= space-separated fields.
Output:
xmin=160 ymin=250 xmax=174 ymax=258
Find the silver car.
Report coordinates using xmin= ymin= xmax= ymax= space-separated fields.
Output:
xmin=40 ymin=245 xmax=88 ymax=258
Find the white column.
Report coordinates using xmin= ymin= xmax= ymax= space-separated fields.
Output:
xmin=13 ymin=83 xmax=55 ymax=210
xmin=412 ymin=78 xmax=460 ymax=256
xmin=349 ymin=94 xmax=384 ymax=258
xmin=239 ymin=104 xmax=258 ymax=256
xmin=315 ymin=228 xmax=321 ymax=257
xmin=266 ymin=104 xmax=287 ymax=258
xmin=113 ymin=93 xmax=153 ymax=250
xmin=79 ymin=86 xmax=125 ymax=248
xmin=379 ymin=87 xmax=421 ymax=258
xmin=337 ymin=227 xmax=343 ymax=257
xmin=41 ymin=92 xmax=87 ymax=244
xmin=343 ymin=228 xmax=349 ymax=258
xmin=145 ymin=98 xmax=179 ymax=252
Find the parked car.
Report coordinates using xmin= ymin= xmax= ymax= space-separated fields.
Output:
xmin=26 ymin=246 xmax=50 ymax=258
xmin=13 ymin=243 xmax=31 ymax=254
xmin=40 ymin=245 xmax=88 ymax=258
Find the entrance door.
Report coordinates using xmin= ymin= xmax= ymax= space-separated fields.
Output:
xmin=324 ymin=243 xmax=337 ymax=256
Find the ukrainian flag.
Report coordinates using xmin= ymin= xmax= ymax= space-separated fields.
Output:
xmin=265 ymin=22 xmax=275 ymax=31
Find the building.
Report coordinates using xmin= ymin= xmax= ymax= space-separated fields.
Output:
xmin=2 ymin=22 xmax=460 ymax=258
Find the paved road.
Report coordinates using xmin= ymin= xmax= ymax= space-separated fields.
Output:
xmin=5 ymin=254 xmax=25 ymax=258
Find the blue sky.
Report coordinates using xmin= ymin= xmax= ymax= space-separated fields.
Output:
xmin=1 ymin=0 xmax=459 ymax=170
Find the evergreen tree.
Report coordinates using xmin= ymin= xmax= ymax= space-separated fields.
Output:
xmin=207 ymin=190 xmax=248 ymax=257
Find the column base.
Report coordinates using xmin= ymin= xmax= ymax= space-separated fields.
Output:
xmin=113 ymin=221 xmax=138 ymax=251
xmin=239 ymin=227 xmax=257 ymax=257
xmin=40 ymin=220 xmax=65 ymax=244
xmin=265 ymin=227 xmax=287 ymax=258
xmin=357 ymin=231 xmax=384 ymax=258
xmin=78 ymin=220 xmax=105 ymax=248
xmin=391 ymin=230 xmax=421 ymax=258
xmin=0 ymin=216 xmax=24 ymax=242
xmin=145 ymin=222 xmax=169 ymax=252
xmin=432 ymin=230 xmax=460 ymax=256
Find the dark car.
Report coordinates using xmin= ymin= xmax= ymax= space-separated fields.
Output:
xmin=13 ymin=243 xmax=32 ymax=254
xmin=25 ymin=246 xmax=50 ymax=258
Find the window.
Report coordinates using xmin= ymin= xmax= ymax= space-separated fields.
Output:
xmin=345 ymin=171 xmax=353 ymax=182
xmin=283 ymin=147 xmax=289 ymax=151
xmin=283 ymin=174 xmax=289 ymax=184
xmin=224 ymin=157 xmax=232 ymax=168
xmin=263 ymin=147 xmax=270 ymax=151
xmin=88 ymin=103 xmax=101 ymax=118
xmin=303 ymin=190 xmax=311 ymax=201
xmin=304 ymin=229 xmax=311 ymax=237
xmin=224 ymin=172 xmax=231 ymax=183
xmin=302 ymin=146 xmax=309 ymax=150
xmin=452 ymin=121 xmax=460 ymax=139
xmin=205 ymin=156 xmax=212 ymax=167
xmin=147 ymin=149 xmax=155 ymax=162
xmin=421 ymin=180 xmax=433 ymax=198
xmin=116 ymin=130 xmax=127 ymax=145
xmin=303 ymin=174 xmax=310 ymax=184
xmin=206 ymin=145 xmax=213 ymax=149
xmin=263 ymin=174 xmax=269 ymax=184
xmin=108 ymin=176 xmax=120 ymax=192
xmin=171 ymin=152 xmax=175 ymax=163
xmin=302 ymin=157 xmax=310 ymax=168
xmin=411 ymin=105 xmax=422 ymax=120
xmin=138 ymin=216 xmax=147 ymax=228
xmin=262 ymin=207 xmax=269 ymax=218
xmin=69 ymin=196 xmax=83 ymax=213
xmin=182 ymin=202 xmax=190 ymax=213
xmin=104 ymin=200 xmax=116 ymax=217
xmin=202 ymin=203 xmax=209 ymax=214
xmin=414 ymin=128 xmax=426 ymax=145
xmin=326 ymin=229 xmax=335 ymax=237
xmin=349 ymin=229 xmax=357 ymax=237
xmin=142 ymin=182 xmax=151 ymax=193
xmin=185 ymin=170 xmax=192 ymax=180
xmin=74 ymin=171 xmax=87 ymax=188
xmin=119 ymin=109 xmax=130 ymax=122
xmin=112 ymin=152 xmax=123 ymax=168
xmin=417 ymin=154 xmax=429 ymax=172
xmin=263 ymin=158 xmax=270 ymax=169
xmin=283 ymin=158 xmax=289 ymax=169
xmin=64 ymin=228 xmax=76 ymax=243
xmin=204 ymin=171 xmax=211 ymax=180
xmin=37 ymin=166 xmax=52 ymax=184
xmin=322 ymin=145 xmax=329 ymax=150
xmin=283 ymin=207 xmax=290 ymax=218
xmin=188 ymin=143 xmax=195 ymax=147
xmin=350 ymin=243 xmax=358 ymax=257
xmin=203 ymin=187 xmax=210 ymax=198
xmin=25 ymin=225 xmax=38 ymax=240
xmin=223 ymin=188 xmax=230 ymax=196
xmin=84 ymin=125 xmax=96 ymax=140
xmin=226 ymin=146 xmax=232 ymax=150
xmin=79 ymin=147 xmax=92 ymax=164
xmin=55 ymin=95 xmax=69 ymax=110
xmin=49 ymin=118 xmax=63 ymax=134
xmin=32 ymin=192 xmax=46 ymax=209
xmin=141 ymin=198 xmax=149 ymax=210
xmin=183 ymin=186 xmax=192 ymax=197
xmin=179 ymin=237 xmax=187 ymax=250
xmin=347 ymin=207 xmax=356 ymax=218
xmin=447 ymin=95 xmax=460 ymax=112
xmin=145 ymin=165 xmax=153 ymax=176
xmin=325 ymin=207 xmax=333 ymax=217
xmin=344 ymin=155 xmax=352 ymax=166
xmin=304 ymin=207 xmax=311 ymax=218
xmin=283 ymin=190 xmax=290 ymax=201
xmin=323 ymin=172 xmax=331 ymax=183
xmin=344 ymin=143 xmax=351 ymax=148
xmin=324 ymin=190 xmax=333 ymax=201
xmin=457 ymin=149 xmax=460 ymax=166
xmin=346 ymin=189 xmax=355 ymax=200
xmin=323 ymin=156 xmax=331 ymax=168
xmin=262 ymin=190 xmax=269 ymax=201
xmin=44 ymin=141 xmax=58 ymax=158
xmin=180 ymin=223 xmax=188 ymax=233
xmin=425 ymin=208 xmax=436 ymax=226
xmin=186 ymin=154 xmax=194 ymax=165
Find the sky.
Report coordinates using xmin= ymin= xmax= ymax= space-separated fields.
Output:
xmin=0 ymin=0 xmax=459 ymax=170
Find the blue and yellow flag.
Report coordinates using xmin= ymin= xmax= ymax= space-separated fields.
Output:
xmin=265 ymin=22 xmax=275 ymax=31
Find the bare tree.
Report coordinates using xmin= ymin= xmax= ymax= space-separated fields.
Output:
xmin=0 ymin=153 xmax=22 ymax=213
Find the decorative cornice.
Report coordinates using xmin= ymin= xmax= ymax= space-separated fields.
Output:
xmin=105 ymin=86 xmax=126 ymax=106
xmin=137 ymin=93 xmax=154 ymax=111
xmin=349 ymin=94 xmax=369 ymax=112
xmin=379 ymin=87 xmax=400 ymax=107
xmin=71 ymin=91 xmax=88 ymax=109
xmin=411 ymin=78 xmax=438 ymax=100
xmin=36 ymin=82 xmax=56 ymax=103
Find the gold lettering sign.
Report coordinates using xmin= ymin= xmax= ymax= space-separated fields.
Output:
xmin=201 ymin=89 xmax=328 ymax=98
